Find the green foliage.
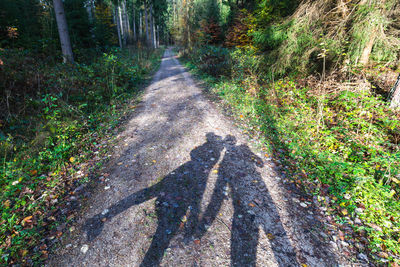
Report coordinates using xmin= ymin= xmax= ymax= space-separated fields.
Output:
xmin=183 ymin=46 xmax=231 ymax=77
xmin=0 ymin=47 xmax=163 ymax=265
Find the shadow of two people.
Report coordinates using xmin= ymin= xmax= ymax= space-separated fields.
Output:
xmin=85 ymin=132 xmax=298 ymax=266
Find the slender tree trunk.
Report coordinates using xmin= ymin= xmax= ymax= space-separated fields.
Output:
xmin=133 ymin=6 xmax=136 ymax=41
xmin=359 ymin=30 xmax=376 ymax=66
xmin=118 ymin=5 xmax=126 ymax=47
xmin=152 ymin=16 xmax=156 ymax=48
xmin=86 ymin=0 xmax=93 ymax=23
xmin=122 ymin=0 xmax=130 ymax=44
xmin=145 ymin=5 xmax=149 ymax=46
xmin=390 ymin=74 xmax=400 ymax=108
xmin=53 ymin=0 xmax=74 ymax=63
xmin=115 ymin=7 xmax=123 ymax=48
xmin=149 ymin=5 xmax=154 ymax=48
xmin=139 ymin=11 xmax=142 ymax=40
xmin=156 ymin=25 xmax=159 ymax=47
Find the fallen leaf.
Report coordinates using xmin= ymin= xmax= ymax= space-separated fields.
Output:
xmin=341 ymin=209 xmax=348 ymax=216
xmin=56 ymin=231 xmax=63 ymax=238
xmin=21 ymin=216 xmax=33 ymax=226
xmin=117 ymin=162 xmax=123 ymax=165
xmin=30 ymin=170 xmax=38 ymax=176
xmin=248 ymin=203 xmax=255 ymax=207
xmin=3 ymin=200 xmax=10 ymax=208
xmin=69 ymin=157 xmax=75 ymax=163
xmin=267 ymin=233 xmax=274 ymax=240
xmin=194 ymin=239 xmax=201 ymax=245
xmin=338 ymin=230 xmax=345 ymax=241
xmin=212 ymin=170 xmax=218 ymax=174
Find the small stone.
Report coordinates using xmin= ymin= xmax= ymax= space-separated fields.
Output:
xmin=247 ymin=210 xmax=255 ymax=215
xmin=357 ymin=253 xmax=368 ymax=262
xmin=300 ymin=202 xmax=307 ymax=208
xmin=81 ymin=244 xmax=89 ymax=254
xmin=341 ymin=241 xmax=349 ymax=247
xmin=166 ymin=229 xmax=172 ymax=235
xmin=104 ymin=186 xmax=110 ymax=190
xmin=292 ymin=198 xmax=300 ymax=203
xmin=101 ymin=209 xmax=109 ymax=216
xmin=238 ymin=214 xmax=243 ymax=219
xmin=355 ymin=208 xmax=363 ymax=214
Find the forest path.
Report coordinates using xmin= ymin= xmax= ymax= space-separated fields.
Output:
xmin=49 ymin=49 xmax=352 ymax=267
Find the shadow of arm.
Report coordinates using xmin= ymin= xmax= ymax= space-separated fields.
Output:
xmin=85 ymin=184 xmax=159 ymax=241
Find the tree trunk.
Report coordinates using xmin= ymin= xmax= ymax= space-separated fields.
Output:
xmin=359 ymin=30 xmax=376 ymax=66
xmin=133 ymin=6 xmax=136 ymax=41
xmin=118 ymin=5 xmax=126 ymax=47
xmin=390 ymin=74 xmax=400 ymax=108
xmin=86 ymin=0 xmax=93 ymax=23
xmin=149 ymin=5 xmax=155 ymax=48
xmin=122 ymin=0 xmax=130 ymax=44
xmin=145 ymin=5 xmax=149 ymax=46
xmin=156 ymin=25 xmax=159 ymax=47
xmin=53 ymin=0 xmax=74 ymax=63
xmin=139 ymin=11 xmax=142 ymax=39
xmin=115 ymin=7 xmax=123 ymax=48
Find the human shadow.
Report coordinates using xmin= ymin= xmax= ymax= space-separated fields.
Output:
xmin=195 ymin=135 xmax=299 ymax=266
xmin=84 ymin=133 xmax=224 ymax=266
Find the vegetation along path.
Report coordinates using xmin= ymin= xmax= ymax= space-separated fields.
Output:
xmin=49 ymin=48 xmax=359 ymax=266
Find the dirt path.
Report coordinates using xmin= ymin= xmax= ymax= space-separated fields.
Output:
xmin=49 ymin=49 xmax=355 ymax=266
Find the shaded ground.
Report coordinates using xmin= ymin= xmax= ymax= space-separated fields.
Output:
xmin=48 ymin=49 xmax=358 ymax=266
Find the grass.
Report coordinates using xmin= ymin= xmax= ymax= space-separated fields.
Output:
xmin=0 ymin=46 xmax=164 ymax=265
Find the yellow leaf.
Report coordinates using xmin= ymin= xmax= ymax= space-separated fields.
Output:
xmin=30 ymin=170 xmax=37 ymax=176
xmin=152 ymin=160 xmax=156 ymax=163
xmin=69 ymin=157 xmax=75 ymax=163
xmin=212 ymin=170 xmax=218 ymax=174
xmin=267 ymin=233 xmax=274 ymax=240
xmin=391 ymin=177 xmax=400 ymax=184
xmin=341 ymin=209 xmax=348 ymax=216
xmin=3 ymin=200 xmax=10 ymax=208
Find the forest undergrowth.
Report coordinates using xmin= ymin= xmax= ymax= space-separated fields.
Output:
xmin=179 ymin=46 xmax=400 ymax=265
xmin=0 ymin=47 xmax=163 ymax=265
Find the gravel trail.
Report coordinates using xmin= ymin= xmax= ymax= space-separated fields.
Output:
xmin=49 ymin=49 xmax=354 ymax=267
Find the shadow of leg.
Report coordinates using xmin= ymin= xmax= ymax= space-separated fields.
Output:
xmin=231 ymin=200 xmax=259 ymax=267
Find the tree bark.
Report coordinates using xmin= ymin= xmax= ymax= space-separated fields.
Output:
xmin=150 ymin=5 xmax=155 ymax=48
xmin=115 ymin=7 xmax=123 ymax=48
xmin=390 ymin=74 xmax=400 ymax=108
xmin=156 ymin=25 xmax=159 ymax=47
xmin=118 ymin=5 xmax=126 ymax=47
xmin=359 ymin=30 xmax=376 ymax=66
xmin=139 ymin=11 xmax=142 ymax=39
xmin=145 ymin=5 xmax=150 ymax=46
xmin=133 ymin=6 xmax=137 ymax=41
xmin=122 ymin=0 xmax=130 ymax=44
xmin=53 ymin=0 xmax=74 ymax=63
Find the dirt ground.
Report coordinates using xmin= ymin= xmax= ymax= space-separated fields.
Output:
xmin=48 ymin=49 xmax=363 ymax=267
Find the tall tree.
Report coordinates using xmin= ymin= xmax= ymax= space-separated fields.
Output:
xmin=53 ymin=0 xmax=74 ymax=63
